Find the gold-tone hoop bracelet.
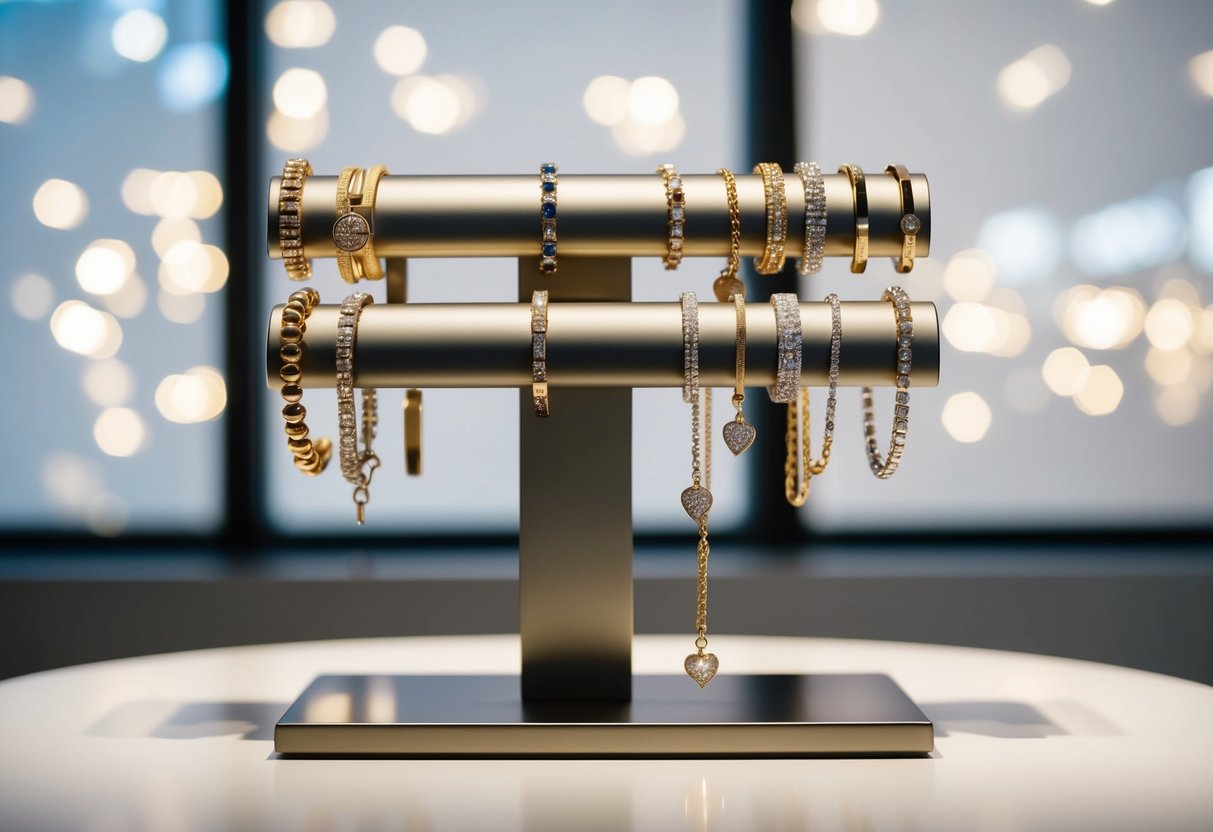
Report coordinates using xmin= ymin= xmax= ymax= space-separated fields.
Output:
xmin=839 ymin=163 xmax=869 ymax=274
xmin=863 ymin=286 xmax=912 ymax=479
xmin=752 ymin=162 xmax=788 ymax=274
xmin=279 ymin=158 xmax=312 ymax=280
xmin=531 ymin=290 xmax=550 ymax=416
xmin=712 ymin=168 xmax=745 ymax=303
xmin=722 ymin=294 xmax=756 ymax=456
xmin=885 ymin=164 xmax=920 ymax=273
xmin=657 ymin=163 xmax=685 ymax=269
xmin=278 ymin=287 xmax=331 ymax=474
xmin=787 ymin=295 xmax=842 ymax=505
xmin=336 ymin=292 xmax=380 ymax=523
xmin=334 ymin=165 xmax=388 ymax=283
xmin=404 ymin=388 xmax=422 ymax=475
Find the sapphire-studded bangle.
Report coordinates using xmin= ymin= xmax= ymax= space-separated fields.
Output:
xmin=539 ymin=163 xmax=558 ymax=274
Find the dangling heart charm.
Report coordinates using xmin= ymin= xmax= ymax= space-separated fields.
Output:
xmin=722 ymin=418 xmax=756 ymax=456
xmin=680 ymin=485 xmax=712 ymax=521
xmin=684 ymin=651 xmax=719 ymax=687
xmin=713 ymin=274 xmax=745 ymax=302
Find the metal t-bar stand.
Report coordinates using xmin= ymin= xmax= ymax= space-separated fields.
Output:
xmin=270 ymin=171 xmax=936 ymax=757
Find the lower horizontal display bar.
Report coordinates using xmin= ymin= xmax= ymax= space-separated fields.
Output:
xmin=266 ymin=301 xmax=939 ymax=389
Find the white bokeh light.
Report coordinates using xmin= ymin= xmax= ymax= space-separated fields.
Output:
xmin=627 ymin=76 xmax=679 ymax=125
xmin=10 ymin=273 xmax=55 ymax=320
xmin=0 ymin=75 xmax=35 ymax=124
xmin=93 ymin=407 xmax=146 ymax=457
xmin=583 ymin=75 xmax=631 ymax=126
xmin=941 ymin=392 xmax=992 ymax=443
xmin=1072 ymin=365 xmax=1124 ymax=416
xmin=111 ymin=9 xmax=167 ymax=63
xmin=265 ymin=1 xmax=336 ymax=48
xmin=32 ymin=178 xmax=89 ymax=229
xmin=273 ymin=68 xmax=327 ymax=119
xmin=374 ymin=26 xmax=427 ymax=75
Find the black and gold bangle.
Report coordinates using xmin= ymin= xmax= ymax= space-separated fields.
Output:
xmin=752 ymin=162 xmax=788 ymax=274
xmin=885 ymin=164 xmax=920 ymax=273
xmin=839 ymin=163 xmax=869 ymax=274
xmin=278 ymin=287 xmax=331 ymax=475
xmin=279 ymin=158 xmax=312 ymax=280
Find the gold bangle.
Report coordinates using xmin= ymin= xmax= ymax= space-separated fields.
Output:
xmin=751 ymin=162 xmax=787 ymax=274
xmin=657 ymin=163 xmax=685 ymax=269
xmin=278 ymin=287 xmax=331 ymax=475
xmin=531 ymin=290 xmax=550 ymax=416
xmin=885 ymin=164 xmax=920 ymax=273
xmin=839 ymin=163 xmax=869 ymax=274
xmin=334 ymin=165 xmax=388 ymax=283
xmin=863 ymin=286 xmax=912 ymax=479
xmin=279 ymin=159 xmax=312 ymax=280
xmin=404 ymin=388 xmax=422 ymax=475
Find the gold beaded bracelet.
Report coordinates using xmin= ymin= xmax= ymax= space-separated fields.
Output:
xmin=278 ymin=287 xmax=331 ymax=475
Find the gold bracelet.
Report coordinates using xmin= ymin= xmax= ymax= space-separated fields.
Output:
xmin=336 ymin=292 xmax=380 ymax=523
xmin=839 ymin=163 xmax=868 ymax=273
xmin=279 ymin=159 xmax=312 ymax=280
xmin=278 ymin=288 xmax=331 ymax=474
xmin=863 ymin=286 xmax=911 ymax=479
xmin=334 ymin=165 xmax=388 ymax=283
xmin=404 ymin=388 xmax=422 ymax=475
xmin=885 ymin=164 xmax=920 ymax=273
xmin=752 ymin=162 xmax=787 ymax=274
xmin=787 ymin=295 xmax=842 ymax=504
xmin=657 ymin=163 xmax=685 ymax=270
xmin=531 ymin=290 xmax=550 ymax=416
xmin=712 ymin=168 xmax=745 ymax=303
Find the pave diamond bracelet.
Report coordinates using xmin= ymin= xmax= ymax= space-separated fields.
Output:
xmin=531 ymin=290 xmax=550 ymax=417
xmin=793 ymin=161 xmax=826 ymax=275
xmin=767 ymin=293 xmax=802 ymax=403
xmin=657 ymin=163 xmax=685 ymax=270
xmin=336 ymin=292 xmax=380 ymax=523
xmin=279 ymin=158 xmax=312 ymax=280
xmin=752 ymin=162 xmax=788 ymax=274
xmin=863 ymin=286 xmax=912 ymax=479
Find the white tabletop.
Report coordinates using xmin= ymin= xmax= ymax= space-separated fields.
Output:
xmin=0 ymin=635 xmax=1210 ymax=832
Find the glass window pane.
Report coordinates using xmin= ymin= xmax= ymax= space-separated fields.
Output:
xmin=795 ymin=0 xmax=1213 ymax=530
xmin=0 ymin=1 xmax=227 ymax=534
xmin=260 ymin=1 xmax=747 ymax=533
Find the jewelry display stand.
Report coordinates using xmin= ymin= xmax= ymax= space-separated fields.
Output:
xmin=268 ymin=172 xmax=936 ymax=757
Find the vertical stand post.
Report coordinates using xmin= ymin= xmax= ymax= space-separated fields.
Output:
xmin=518 ymin=257 xmax=633 ymax=702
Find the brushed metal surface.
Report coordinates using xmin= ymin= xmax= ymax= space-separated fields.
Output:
xmin=274 ymin=673 xmax=935 ymax=757
xmin=267 ymin=173 xmax=930 ymax=260
xmin=518 ymin=258 xmax=632 ymax=703
xmin=265 ymin=301 xmax=940 ymax=389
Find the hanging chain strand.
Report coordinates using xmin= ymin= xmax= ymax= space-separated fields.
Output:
xmin=784 ymin=390 xmax=811 ymax=507
xmin=703 ymin=389 xmax=711 ymax=491
xmin=695 ymin=514 xmax=710 ymax=649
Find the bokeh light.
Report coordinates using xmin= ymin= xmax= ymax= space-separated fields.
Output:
xmin=267 ymin=108 xmax=329 ymax=152
xmin=122 ymin=168 xmax=159 ymax=215
xmin=111 ymin=9 xmax=167 ymax=63
xmin=0 ymin=76 xmax=35 ymax=124
xmin=997 ymin=44 xmax=1070 ymax=111
xmin=1144 ymin=298 xmax=1195 ymax=350
xmin=41 ymin=453 xmax=104 ymax=512
xmin=612 ymin=111 xmax=686 ymax=156
xmin=977 ymin=208 xmax=1061 ymax=283
xmin=1072 ymin=364 xmax=1123 ymax=416
xmin=628 ymin=76 xmax=679 ymax=125
xmin=1070 ymin=196 xmax=1186 ymax=276
xmin=157 ymin=288 xmax=206 ymax=324
xmin=10 ymin=273 xmax=55 ymax=320
xmin=93 ymin=407 xmax=146 ymax=457
xmin=152 ymin=217 xmax=201 ymax=258
xmin=374 ymin=25 xmax=427 ymax=75
xmin=1190 ymin=50 xmax=1213 ymax=98
xmin=160 ymin=240 xmax=229 ymax=294
xmin=265 ymin=1 xmax=336 ymax=48
xmin=273 ymin=67 xmax=327 ymax=119
xmin=390 ymin=75 xmax=480 ymax=135
xmin=101 ymin=272 xmax=148 ymax=318
xmin=583 ymin=75 xmax=631 ymax=126
xmin=1145 ymin=346 xmax=1193 ymax=386
xmin=1155 ymin=384 xmax=1199 ymax=427
xmin=941 ymin=392 xmax=992 ymax=443
xmin=50 ymin=301 xmax=123 ymax=358
xmin=812 ymin=0 xmax=880 ymax=36
xmin=32 ymin=178 xmax=89 ymax=229
xmin=1042 ymin=347 xmax=1089 ymax=396
xmin=76 ymin=239 xmax=136 ymax=296
xmin=82 ymin=358 xmax=135 ymax=407
xmin=1058 ymin=285 xmax=1146 ymax=350
xmin=943 ymin=302 xmax=997 ymax=352
xmin=158 ymin=42 xmax=228 ymax=112
xmin=155 ymin=367 xmax=227 ymax=423
xmin=942 ymin=248 xmax=995 ymax=302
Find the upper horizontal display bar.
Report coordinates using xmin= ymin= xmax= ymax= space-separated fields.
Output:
xmin=266 ymin=171 xmax=930 ymax=261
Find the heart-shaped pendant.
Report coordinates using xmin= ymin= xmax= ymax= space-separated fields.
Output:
xmin=680 ymin=485 xmax=712 ymax=521
xmin=713 ymin=274 xmax=745 ymax=302
xmin=722 ymin=418 xmax=756 ymax=456
xmin=684 ymin=651 xmax=719 ymax=687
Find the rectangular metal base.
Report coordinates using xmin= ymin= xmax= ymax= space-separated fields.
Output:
xmin=275 ymin=674 xmax=934 ymax=758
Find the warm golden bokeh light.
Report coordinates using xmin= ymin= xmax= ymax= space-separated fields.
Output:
xmin=390 ymin=75 xmax=480 ymax=135
xmin=10 ymin=273 xmax=55 ymax=320
xmin=101 ymin=272 xmax=148 ymax=319
xmin=1145 ymin=346 xmax=1193 ymax=386
xmin=942 ymin=248 xmax=996 ymax=302
xmin=186 ymin=171 xmax=223 ymax=219
xmin=155 ymin=367 xmax=227 ymax=423
xmin=628 ymin=76 xmax=679 ymax=125
xmin=1155 ymin=384 xmax=1199 ymax=427
xmin=1060 ymin=286 xmax=1145 ymax=350
xmin=0 ymin=75 xmax=35 ymax=124
xmin=1072 ymin=364 xmax=1123 ymax=416
xmin=1042 ymin=347 xmax=1089 ymax=397
xmin=813 ymin=0 xmax=880 ymax=36
xmin=583 ymin=75 xmax=631 ymax=126
xmin=50 ymin=301 xmax=123 ymax=358
xmin=267 ymin=108 xmax=329 ymax=152
xmin=373 ymin=25 xmax=427 ymax=75
xmin=997 ymin=45 xmax=1070 ymax=111
xmin=93 ymin=407 xmax=146 ymax=457
xmin=265 ymin=1 xmax=336 ymax=48
xmin=157 ymin=288 xmax=206 ymax=324
xmin=121 ymin=168 xmax=159 ymax=215
xmin=152 ymin=218 xmax=201 ymax=258
xmin=1144 ymin=298 xmax=1195 ymax=350
xmin=1190 ymin=50 xmax=1213 ymax=98
xmin=160 ymin=241 xmax=228 ymax=294
xmin=941 ymin=392 xmax=992 ymax=443
xmin=82 ymin=359 xmax=135 ymax=407
xmin=76 ymin=239 xmax=135 ymax=296
xmin=942 ymin=302 xmax=997 ymax=352
xmin=41 ymin=453 xmax=104 ymax=511
xmin=273 ymin=67 xmax=327 ymax=119
xmin=32 ymin=178 xmax=88 ymax=229
xmin=612 ymin=112 xmax=686 ymax=156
